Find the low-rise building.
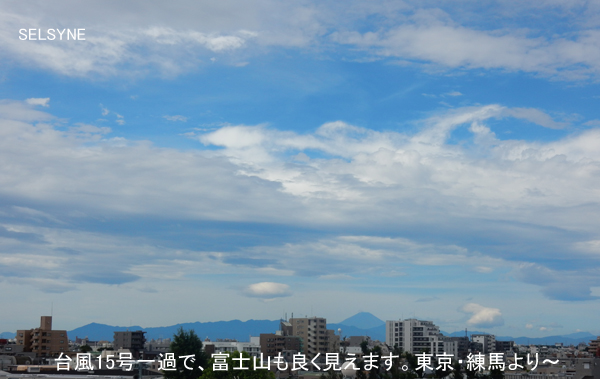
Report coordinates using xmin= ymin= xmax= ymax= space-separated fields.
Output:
xmin=203 ymin=337 xmax=262 ymax=358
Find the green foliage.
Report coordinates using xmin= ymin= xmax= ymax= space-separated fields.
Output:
xmin=164 ymin=327 xmax=207 ymax=379
xmin=361 ymin=341 xmax=370 ymax=356
xmin=404 ymin=353 xmax=424 ymax=378
xmin=201 ymin=351 xmax=275 ymax=379
xmin=464 ymin=365 xmax=478 ymax=379
xmin=451 ymin=360 xmax=463 ymax=379
xmin=79 ymin=345 xmax=93 ymax=353
xmin=433 ymin=357 xmax=448 ymax=379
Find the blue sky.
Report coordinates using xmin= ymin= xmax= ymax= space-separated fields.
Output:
xmin=1 ymin=0 xmax=600 ymax=338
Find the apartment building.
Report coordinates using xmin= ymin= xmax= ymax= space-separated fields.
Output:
xmin=289 ymin=317 xmax=339 ymax=358
xmin=385 ymin=318 xmax=457 ymax=355
xmin=471 ymin=334 xmax=496 ymax=354
xmin=16 ymin=316 xmax=68 ymax=358
xmin=260 ymin=333 xmax=301 ymax=357
xmin=113 ymin=331 xmax=146 ymax=358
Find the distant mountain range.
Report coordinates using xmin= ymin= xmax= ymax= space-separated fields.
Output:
xmin=68 ymin=320 xmax=282 ymax=342
xmin=1 ymin=312 xmax=596 ymax=346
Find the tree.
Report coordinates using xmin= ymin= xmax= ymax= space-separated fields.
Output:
xmin=164 ymin=327 xmax=207 ymax=379
xmin=404 ymin=353 xmax=424 ymax=378
xmin=361 ymin=341 xmax=370 ymax=356
xmin=451 ymin=360 xmax=463 ymax=379
xmin=80 ymin=345 xmax=93 ymax=353
xmin=464 ymin=365 xmax=478 ymax=379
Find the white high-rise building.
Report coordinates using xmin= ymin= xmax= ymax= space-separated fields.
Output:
xmin=471 ymin=334 xmax=496 ymax=354
xmin=386 ymin=319 xmax=457 ymax=356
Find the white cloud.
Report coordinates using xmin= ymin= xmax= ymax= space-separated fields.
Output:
xmin=584 ymin=119 xmax=600 ymax=127
xmin=25 ymin=98 xmax=50 ymax=107
xmin=460 ymin=303 xmax=504 ymax=328
xmin=242 ymin=282 xmax=291 ymax=298
xmin=332 ymin=9 xmax=600 ymax=80
xmin=2 ymin=99 xmax=600 ymax=301
xmin=99 ymin=105 xmax=125 ymax=125
xmin=526 ymin=323 xmax=533 ymax=329
xmin=506 ymin=108 xmax=568 ymax=129
xmin=2 ymin=2 xmax=600 ymax=79
xmin=164 ymin=115 xmax=188 ymax=122
xmin=0 ymin=2 xmax=293 ymax=77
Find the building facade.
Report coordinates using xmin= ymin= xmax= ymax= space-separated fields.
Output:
xmin=385 ymin=319 xmax=457 ymax=355
xmin=16 ymin=316 xmax=68 ymax=358
xmin=204 ymin=337 xmax=262 ymax=358
xmin=113 ymin=331 xmax=146 ymax=358
xmin=471 ymin=334 xmax=496 ymax=354
xmin=260 ymin=333 xmax=301 ymax=357
xmin=289 ymin=317 xmax=339 ymax=358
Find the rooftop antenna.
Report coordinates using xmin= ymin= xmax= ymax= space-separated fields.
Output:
xmin=51 ymin=302 xmax=53 ymax=317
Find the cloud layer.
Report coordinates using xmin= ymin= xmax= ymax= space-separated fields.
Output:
xmin=1 ymin=99 xmax=600 ymax=304
xmin=3 ymin=1 xmax=600 ymax=79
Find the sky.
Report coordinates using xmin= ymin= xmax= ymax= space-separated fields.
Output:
xmin=1 ymin=0 xmax=600 ymax=339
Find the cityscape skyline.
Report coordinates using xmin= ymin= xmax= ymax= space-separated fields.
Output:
xmin=1 ymin=1 xmax=600 ymax=339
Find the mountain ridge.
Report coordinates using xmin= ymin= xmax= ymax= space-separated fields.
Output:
xmin=2 ymin=314 xmax=597 ymax=346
